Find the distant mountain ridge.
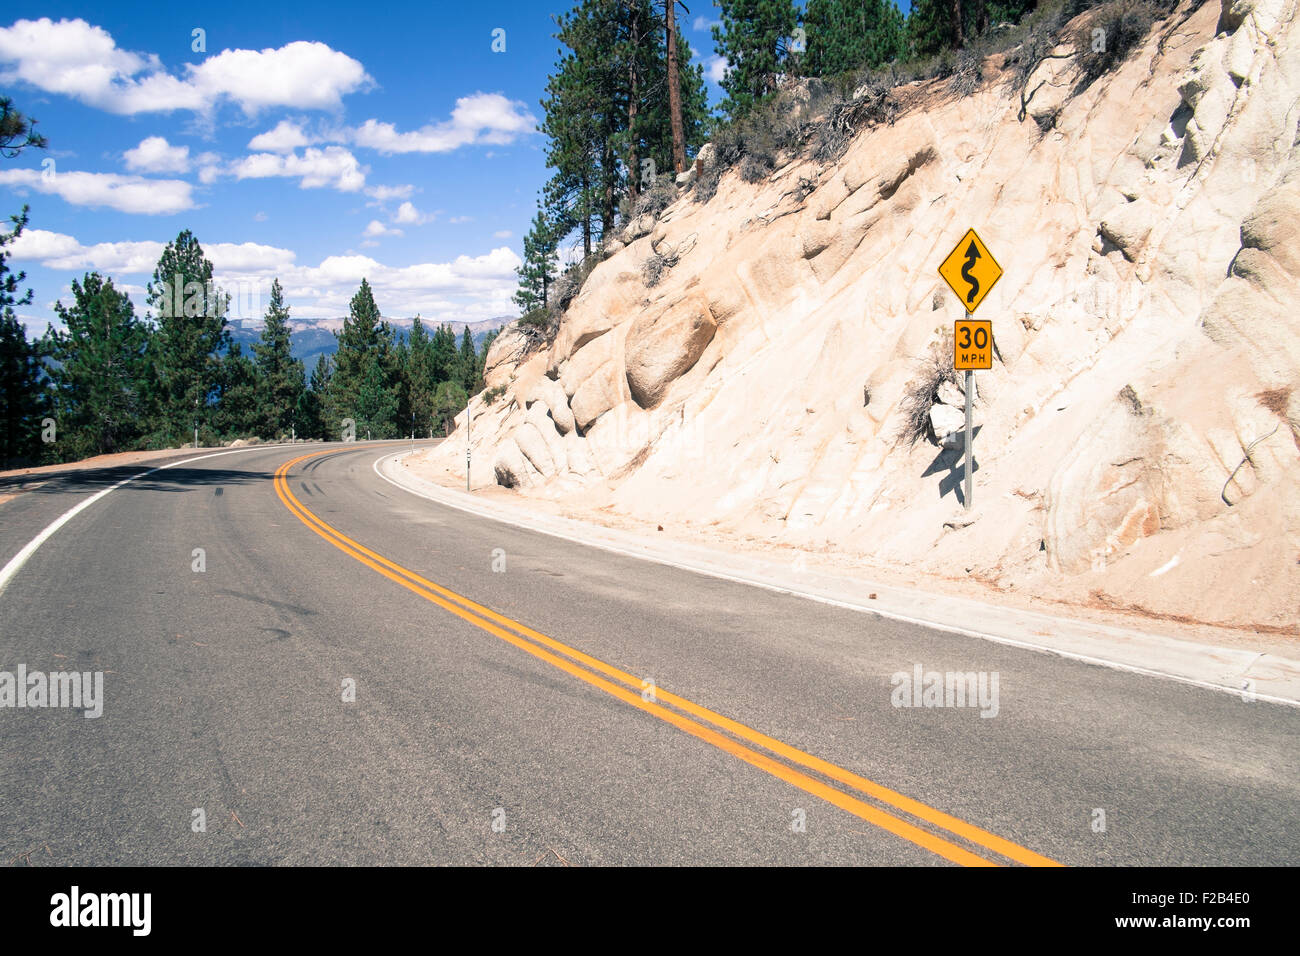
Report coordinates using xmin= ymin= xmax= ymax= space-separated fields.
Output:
xmin=226 ymin=315 xmax=516 ymax=371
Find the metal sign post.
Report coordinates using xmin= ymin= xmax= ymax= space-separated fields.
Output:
xmin=939 ymin=228 xmax=1002 ymax=513
xmin=964 ymin=313 xmax=974 ymax=511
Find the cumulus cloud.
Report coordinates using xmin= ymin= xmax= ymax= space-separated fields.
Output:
xmin=363 ymin=219 xmax=402 ymax=237
xmin=492 ymin=230 xmax=512 ymax=239
xmin=123 ymin=136 xmax=190 ymax=173
xmin=393 ymin=201 xmax=436 ymax=225
xmin=227 ymin=146 xmax=368 ymax=191
xmin=364 ymin=183 xmax=414 ymax=204
xmin=247 ymin=119 xmax=312 ymax=153
xmin=0 ymin=168 xmax=193 ymax=215
xmin=706 ymin=56 xmax=729 ymax=85
xmin=10 ymin=227 xmax=520 ymax=324
xmin=9 ymin=228 xmax=296 ymax=274
xmin=350 ymin=92 xmax=535 ymax=154
xmin=0 ymin=18 xmax=371 ymax=116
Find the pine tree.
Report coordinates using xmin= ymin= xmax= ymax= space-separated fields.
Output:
xmin=804 ymin=0 xmax=907 ymax=77
xmin=456 ymin=327 xmax=480 ymax=395
xmin=712 ymin=0 xmax=799 ymax=119
xmin=432 ymin=380 xmax=468 ymax=436
xmin=404 ymin=317 xmax=438 ymax=438
xmin=144 ymin=231 xmax=230 ymax=445
xmin=515 ymin=208 xmax=560 ymax=314
xmin=300 ymin=355 xmax=330 ymax=439
xmin=542 ymin=3 xmax=622 ymax=253
xmin=541 ymin=0 xmax=710 ymax=253
xmin=0 ymin=98 xmax=48 ymax=157
xmin=665 ymin=0 xmax=687 ymax=173
xmin=324 ymin=278 xmax=400 ymax=439
xmin=908 ymin=0 xmax=963 ymax=57
xmin=0 ymin=207 xmax=46 ymax=467
xmin=213 ymin=343 xmax=260 ymax=439
xmin=45 ymin=272 xmax=149 ymax=460
xmin=251 ymin=278 xmax=306 ymax=439
xmin=0 ymin=102 xmax=49 ymax=465
xmin=431 ymin=322 xmax=459 ymax=385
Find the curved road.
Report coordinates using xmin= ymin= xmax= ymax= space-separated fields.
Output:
xmin=1 ymin=442 xmax=1296 ymax=866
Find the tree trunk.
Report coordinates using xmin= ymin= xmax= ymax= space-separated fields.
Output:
xmin=627 ymin=6 xmax=641 ymax=203
xmin=580 ymin=171 xmax=593 ymax=259
xmin=666 ymin=1 xmax=686 ymax=174
xmin=952 ymin=0 xmax=965 ymax=48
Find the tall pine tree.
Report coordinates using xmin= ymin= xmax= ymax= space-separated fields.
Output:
xmin=804 ymin=0 xmax=907 ymax=78
xmin=712 ymin=0 xmax=799 ymax=119
xmin=251 ymin=278 xmax=306 ymax=439
xmin=515 ymin=208 xmax=560 ymax=314
xmin=44 ymin=272 xmax=149 ymax=460
xmin=0 ymin=207 xmax=45 ymax=467
xmin=324 ymin=278 xmax=400 ymax=439
xmin=145 ymin=230 xmax=229 ymax=445
xmin=404 ymin=317 xmax=438 ymax=438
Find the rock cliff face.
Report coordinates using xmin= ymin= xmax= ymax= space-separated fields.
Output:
xmin=420 ymin=0 xmax=1300 ymax=631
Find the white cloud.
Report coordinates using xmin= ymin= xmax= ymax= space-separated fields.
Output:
xmin=706 ymin=56 xmax=729 ymax=85
xmin=227 ymin=146 xmax=368 ymax=192
xmin=0 ymin=19 xmax=371 ymax=116
xmin=248 ymin=119 xmax=312 ymax=153
xmin=253 ymin=211 xmax=267 ymax=222
xmin=195 ymin=151 xmax=222 ymax=184
xmin=9 ymin=228 xmax=295 ymax=274
xmin=393 ymin=201 xmax=437 ymax=226
xmin=189 ymin=42 xmax=371 ymax=115
xmin=0 ymin=168 xmax=193 ymax=215
xmin=12 ymin=226 xmax=521 ymax=324
xmin=123 ymin=135 xmax=190 ymax=173
xmin=364 ymin=183 xmax=414 ymax=204
xmin=448 ymin=215 xmax=472 ymax=224
xmin=492 ymin=230 xmax=512 ymax=239
xmin=363 ymin=219 xmax=403 ymax=237
xmin=693 ymin=16 xmax=720 ymax=31
xmin=351 ymin=92 xmax=535 ymax=154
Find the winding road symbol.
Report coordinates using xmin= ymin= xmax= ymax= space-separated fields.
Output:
xmin=938 ymin=228 xmax=1002 ymax=314
xmin=960 ymin=241 xmax=981 ymax=304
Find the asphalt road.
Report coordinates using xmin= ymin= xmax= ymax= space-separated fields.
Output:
xmin=1 ymin=441 xmax=1296 ymax=866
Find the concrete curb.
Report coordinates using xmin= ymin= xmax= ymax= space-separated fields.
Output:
xmin=375 ymin=450 xmax=1300 ymax=708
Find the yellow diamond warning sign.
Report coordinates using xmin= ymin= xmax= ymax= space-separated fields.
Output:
xmin=954 ymin=319 xmax=992 ymax=371
xmin=938 ymin=228 xmax=1002 ymax=314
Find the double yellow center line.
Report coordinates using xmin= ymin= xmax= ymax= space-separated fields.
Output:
xmin=274 ymin=448 xmax=1061 ymax=867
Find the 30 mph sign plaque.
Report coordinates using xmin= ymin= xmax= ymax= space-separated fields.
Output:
xmin=954 ymin=319 xmax=992 ymax=371
xmin=938 ymin=228 xmax=1003 ymax=510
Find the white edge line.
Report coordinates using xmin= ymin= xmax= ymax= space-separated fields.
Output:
xmin=371 ymin=451 xmax=1300 ymax=710
xmin=0 ymin=446 xmax=285 ymax=599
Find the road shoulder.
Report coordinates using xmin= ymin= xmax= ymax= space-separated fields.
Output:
xmin=375 ymin=449 xmax=1300 ymax=708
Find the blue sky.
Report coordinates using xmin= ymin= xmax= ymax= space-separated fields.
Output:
xmin=0 ymin=1 xmax=732 ymax=333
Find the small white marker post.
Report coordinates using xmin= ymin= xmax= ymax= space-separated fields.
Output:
xmin=964 ymin=310 xmax=974 ymax=511
xmin=466 ymin=400 xmax=472 ymax=492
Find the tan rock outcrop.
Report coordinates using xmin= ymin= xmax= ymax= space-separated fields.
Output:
xmin=624 ymin=292 xmax=717 ymax=409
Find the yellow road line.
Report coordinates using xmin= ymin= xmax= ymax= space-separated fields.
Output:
xmin=274 ymin=448 xmax=1062 ymax=867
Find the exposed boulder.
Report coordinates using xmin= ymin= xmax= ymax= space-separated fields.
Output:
xmin=1099 ymin=198 xmax=1157 ymax=261
xmin=929 ymin=404 xmax=967 ymax=446
xmin=483 ymin=325 xmax=532 ymax=390
xmin=559 ymin=332 xmax=621 ymax=399
xmin=570 ymin=360 xmax=628 ymax=431
xmin=525 ymin=376 xmax=576 ymax=435
xmin=624 ymin=292 xmax=717 ymax=409
xmin=492 ymin=438 xmax=529 ymax=488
